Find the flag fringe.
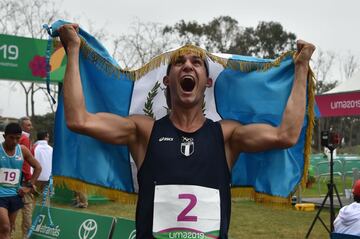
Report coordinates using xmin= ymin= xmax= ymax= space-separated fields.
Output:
xmin=301 ymin=69 xmax=316 ymax=188
xmin=53 ymin=176 xmax=137 ymax=204
xmin=79 ymin=40 xmax=295 ymax=81
xmin=231 ymin=187 xmax=291 ymax=205
xmin=227 ymin=51 xmax=295 ymax=72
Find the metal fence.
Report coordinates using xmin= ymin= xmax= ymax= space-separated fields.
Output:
xmin=311 ymin=154 xmax=360 ymax=194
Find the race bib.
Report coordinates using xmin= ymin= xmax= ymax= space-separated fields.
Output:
xmin=153 ymin=185 xmax=220 ymax=239
xmin=0 ymin=168 xmax=20 ymax=186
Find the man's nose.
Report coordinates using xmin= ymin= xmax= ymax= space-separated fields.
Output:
xmin=182 ymin=59 xmax=194 ymax=72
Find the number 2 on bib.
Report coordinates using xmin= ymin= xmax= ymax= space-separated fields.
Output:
xmin=177 ymin=193 xmax=197 ymax=222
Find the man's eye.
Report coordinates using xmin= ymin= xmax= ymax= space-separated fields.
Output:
xmin=174 ymin=59 xmax=184 ymax=65
xmin=193 ymin=60 xmax=202 ymax=66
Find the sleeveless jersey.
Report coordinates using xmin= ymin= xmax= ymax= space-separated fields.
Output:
xmin=0 ymin=144 xmax=24 ymax=197
xmin=136 ymin=115 xmax=231 ymax=239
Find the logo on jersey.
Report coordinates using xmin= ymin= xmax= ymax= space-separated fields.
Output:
xmin=158 ymin=137 xmax=174 ymax=142
xmin=180 ymin=137 xmax=194 ymax=157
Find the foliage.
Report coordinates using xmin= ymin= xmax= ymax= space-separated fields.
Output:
xmin=163 ymin=16 xmax=297 ymax=58
xmin=31 ymin=112 xmax=55 ymax=144
xmin=0 ymin=0 xmax=63 ymax=117
xmin=112 ymin=19 xmax=174 ymax=69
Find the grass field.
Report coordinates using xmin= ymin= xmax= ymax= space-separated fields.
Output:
xmin=12 ymin=176 xmax=352 ymax=238
xmin=13 ymin=197 xmax=334 ymax=239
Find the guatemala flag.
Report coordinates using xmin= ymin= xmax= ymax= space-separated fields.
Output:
xmin=48 ymin=20 xmax=315 ymax=204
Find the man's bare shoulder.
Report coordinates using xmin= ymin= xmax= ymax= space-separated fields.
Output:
xmin=20 ymin=144 xmax=30 ymax=155
xmin=219 ymin=119 xmax=243 ymax=141
xmin=129 ymin=114 xmax=155 ymax=124
xmin=129 ymin=114 xmax=155 ymax=133
xmin=219 ymin=119 xmax=242 ymax=130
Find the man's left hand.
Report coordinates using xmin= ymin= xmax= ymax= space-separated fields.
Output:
xmin=295 ymin=40 xmax=316 ymax=65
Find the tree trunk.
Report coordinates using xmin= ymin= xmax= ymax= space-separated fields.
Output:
xmin=317 ymin=119 xmax=321 ymax=152
xmin=20 ymin=82 xmax=30 ymax=117
xmin=31 ymin=83 xmax=35 ymax=117
xmin=349 ymin=121 xmax=353 ymax=147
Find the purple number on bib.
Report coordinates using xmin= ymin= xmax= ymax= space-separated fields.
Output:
xmin=3 ymin=170 xmax=17 ymax=182
xmin=9 ymin=172 xmax=16 ymax=181
xmin=177 ymin=194 xmax=197 ymax=222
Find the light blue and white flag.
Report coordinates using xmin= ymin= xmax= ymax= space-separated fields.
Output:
xmin=48 ymin=20 xmax=315 ymax=203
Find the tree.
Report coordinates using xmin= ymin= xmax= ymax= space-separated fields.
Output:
xmin=163 ymin=20 xmax=206 ymax=49
xmin=164 ymin=16 xmax=297 ymax=58
xmin=338 ymin=52 xmax=360 ymax=147
xmin=31 ymin=112 xmax=55 ymax=144
xmin=312 ymin=49 xmax=337 ymax=94
xmin=339 ymin=51 xmax=359 ymax=81
xmin=163 ymin=16 xmax=241 ymax=53
xmin=311 ymin=49 xmax=338 ymax=151
xmin=112 ymin=18 xmax=174 ymax=69
xmin=311 ymin=50 xmax=360 ymax=149
xmin=0 ymin=0 xmax=107 ymax=117
xmin=0 ymin=0 xmax=63 ymax=117
xmin=234 ymin=21 xmax=296 ymax=58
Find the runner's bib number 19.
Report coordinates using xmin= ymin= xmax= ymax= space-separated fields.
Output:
xmin=0 ymin=168 xmax=20 ymax=186
xmin=153 ymin=185 xmax=220 ymax=239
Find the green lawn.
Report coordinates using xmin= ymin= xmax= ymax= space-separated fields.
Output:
xmin=302 ymin=176 xmax=353 ymax=198
xmin=13 ymin=198 xmax=332 ymax=239
xmin=12 ymin=174 xmax=348 ymax=238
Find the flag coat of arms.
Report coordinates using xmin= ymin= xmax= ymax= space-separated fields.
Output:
xmin=48 ymin=20 xmax=315 ymax=203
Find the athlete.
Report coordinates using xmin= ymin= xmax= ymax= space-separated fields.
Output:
xmin=58 ymin=23 xmax=315 ymax=238
xmin=0 ymin=123 xmax=41 ymax=239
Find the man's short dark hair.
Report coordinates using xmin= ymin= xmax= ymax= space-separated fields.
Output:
xmin=37 ymin=131 xmax=48 ymax=141
xmin=5 ymin=123 xmax=22 ymax=135
xmin=354 ymin=195 xmax=360 ymax=203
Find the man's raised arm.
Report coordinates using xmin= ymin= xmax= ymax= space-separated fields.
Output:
xmin=223 ymin=40 xmax=315 ymax=164
xmin=58 ymin=24 xmax=140 ymax=145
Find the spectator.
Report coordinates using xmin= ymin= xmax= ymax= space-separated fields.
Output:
xmin=334 ymin=180 xmax=360 ymax=236
xmin=18 ymin=116 xmax=34 ymax=239
xmin=32 ymin=131 xmax=53 ymax=206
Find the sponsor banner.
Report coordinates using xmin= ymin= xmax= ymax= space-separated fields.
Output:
xmin=30 ymin=205 xmax=115 ymax=239
xmin=315 ymin=92 xmax=360 ymax=117
xmin=0 ymin=34 xmax=65 ymax=83
xmin=112 ymin=217 xmax=136 ymax=239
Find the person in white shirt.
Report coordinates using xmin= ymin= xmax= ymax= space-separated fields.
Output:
xmin=33 ymin=131 xmax=53 ymax=205
xmin=334 ymin=180 xmax=360 ymax=236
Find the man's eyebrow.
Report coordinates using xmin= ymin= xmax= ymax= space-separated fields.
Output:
xmin=173 ymin=55 xmax=185 ymax=62
xmin=192 ymin=56 xmax=202 ymax=60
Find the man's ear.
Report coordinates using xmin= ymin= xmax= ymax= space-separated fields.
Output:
xmin=163 ymin=76 xmax=169 ymax=86
xmin=206 ymin=77 xmax=213 ymax=87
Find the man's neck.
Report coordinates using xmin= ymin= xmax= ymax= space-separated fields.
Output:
xmin=22 ymin=131 xmax=30 ymax=138
xmin=2 ymin=143 xmax=15 ymax=155
xmin=169 ymin=108 xmax=206 ymax=133
xmin=36 ymin=140 xmax=48 ymax=145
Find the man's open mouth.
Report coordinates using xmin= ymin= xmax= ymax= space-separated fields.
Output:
xmin=180 ymin=76 xmax=196 ymax=92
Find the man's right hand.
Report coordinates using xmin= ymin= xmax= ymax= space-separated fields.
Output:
xmin=18 ymin=184 xmax=39 ymax=197
xmin=58 ymin=24 xmax=81 ymax=51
